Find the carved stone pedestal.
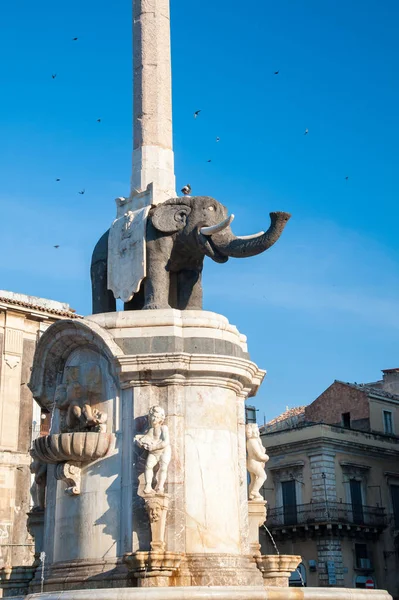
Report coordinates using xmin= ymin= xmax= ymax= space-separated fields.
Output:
xmin=144 ymin=494 xmax=169 ymax=551
xmin=124 ymin=551 xmax=182 ymax=587
xmin=248 ymin=500 xmax=267 ymax=557
xmin=255 ymin=554 xmax=302 ymax=587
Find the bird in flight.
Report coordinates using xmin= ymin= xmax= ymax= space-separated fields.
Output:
xmin=78 ymin=189 xmax=85 ymax=195
xmin=181 ymin=184 xmax=192 ymax=196
xmin=54 ymin=245 xmax=60 ymax=249
xmin=216 ymin=137 xmax=220 ymax=142
xmin=194 ymin=110 xmax=201 ymax=119
xmin=55 ymin=178 xmax=61 ymax=182
xmin=274 ymin=71 xmax=279 ymax=75
xmin=207 ymin=160 xmax=212 ymax=163
xmin=304 ymin=128 xmax=309 ymax=135
xmin=52 ymin=74 xmax=57 ymax=79
xmin=73 ymin=37 xmax=78 ymax=41
xmin=97 ymin=118 xmax=101 ymax=123
xmin=345 ymin=176 xmax=349 ymax=181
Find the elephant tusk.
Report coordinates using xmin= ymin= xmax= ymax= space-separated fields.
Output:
xmin=235 ymin=231 xmax=265 ymax=240
xmin=200 ymin=214 xmax=235 ymax=236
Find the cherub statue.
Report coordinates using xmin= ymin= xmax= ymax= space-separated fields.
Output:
xmin=55 ymin=367 xmax=107 ymax=432
xmin=246 ymin=423 xmax=269 ymax=501
xmin=30 ymin=452 xmax=47 ymax=511
xmin=135 ymin=406 xmax=171 ymax=495
xmin=92 ymin=408 xmax=108 ymax=433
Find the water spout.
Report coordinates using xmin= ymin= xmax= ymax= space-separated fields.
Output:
xmin=262 ymin=524 xmax=280 ymax=555
xmin=296 ymin=566 xmax=305 ymax=587
xmin=40 ymin=551 xmax=46 ymax=593
xmin=49 ymin=396 xmax=56 ymax=434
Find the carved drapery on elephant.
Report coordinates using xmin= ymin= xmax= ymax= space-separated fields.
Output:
xmin=91 ymin=196 xmax=291 ymax=313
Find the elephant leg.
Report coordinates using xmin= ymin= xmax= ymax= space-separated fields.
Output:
xmin=90 ymin=260 xmax=116 ymax=314
xmin=168 ymin=272 xmax=178 ymax=309
xmin=144 ymin=235 xmax=173 ymax=310
xmin=143 ymin=261 xmax=171 ymax=309
xmin=177 ymin=270 xmax=203 ymax=310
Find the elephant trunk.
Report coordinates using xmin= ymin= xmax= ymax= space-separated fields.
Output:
xmin=208 ymin=211 xmax=291 ymax=258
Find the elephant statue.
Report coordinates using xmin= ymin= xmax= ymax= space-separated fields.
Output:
xmin=91 ymin=196 xmax=291 ymax=313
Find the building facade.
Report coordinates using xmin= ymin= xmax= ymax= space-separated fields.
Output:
xmin=261 ymin=370 xmax=399 ymax=598
xmin=0 ymin=291 xmax=79 ymax=596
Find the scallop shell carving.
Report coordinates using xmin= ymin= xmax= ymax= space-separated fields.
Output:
xmin=31 ymin=432 xmax=114 ymax=464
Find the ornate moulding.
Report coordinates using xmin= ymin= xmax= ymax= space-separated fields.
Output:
xmin=117 ymin=353 xmax=265 ymax=396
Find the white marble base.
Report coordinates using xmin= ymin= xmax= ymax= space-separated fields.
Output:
xmin=21 ymin=586 xmax=393 ymax=600
xmin=29 ymin=310 xmax=266 ymax=589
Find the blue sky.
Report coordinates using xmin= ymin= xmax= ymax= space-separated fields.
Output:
xmin=1 ymin=0 xmax=399 ymax=422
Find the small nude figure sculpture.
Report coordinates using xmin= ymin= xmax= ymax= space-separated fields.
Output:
xmin=135 ymin=406 xmax=171 ymax=495
xmin=91 ymin=408 xmax=108 ymax=433
xmin=55 ymin=367 xmax=107 ymax=433
xmin=65 ymin=367 xmax=97 ymax=429
xmin=246 ymin=423 xmax=269 ymax=501
xmin=30 ymin=453 xmax=47 ymax=511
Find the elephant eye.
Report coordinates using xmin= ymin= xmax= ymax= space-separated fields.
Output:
xmin=208 ymin=206 xmax=215 ymax=211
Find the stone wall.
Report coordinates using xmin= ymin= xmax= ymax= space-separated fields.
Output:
xmin=309 ymin=452 xmax=336 ymax=502
xmin=18 ymin=339 xmax=36 ymax=454
xmin=305 ymin=382 xmax=370 ymax=429
xmin=0 ymin=297 xmax=76 ymax=597
xmin=317 ymin=539 xmax=344 ymax=587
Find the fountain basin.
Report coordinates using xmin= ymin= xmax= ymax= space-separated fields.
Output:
xmin=31 ymin=432 xmax=114 ymax=464
xmin=256 ymin=555 xmax=302 ymax=586
xmin=20 ymin=586 xmax=393 ymax=599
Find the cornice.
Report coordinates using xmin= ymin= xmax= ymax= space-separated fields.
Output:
xmin=264 ymin=430 xmax=399 ymax=460
xmin=117 ymin=352 xmax=266 ymax=397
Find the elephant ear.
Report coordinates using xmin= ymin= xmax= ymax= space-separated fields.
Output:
xmin=151 ymin=202 xmax=192 ymax=233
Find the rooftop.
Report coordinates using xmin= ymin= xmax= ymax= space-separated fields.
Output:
xmin=0 ymin=290 xmax=81 ymax=319
xmin=261 ymin=375 xmax=399 ymax=435
xmin=261 ymin=405 xmax=306 ymax=433
xmin=335 ymin=380 xmax=399 ymax=402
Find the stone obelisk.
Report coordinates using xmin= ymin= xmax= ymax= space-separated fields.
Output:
xmin=108 ymin=0 xmax=177 ymax=302
xmin=130 ymin=0 xmax=176 ymax=206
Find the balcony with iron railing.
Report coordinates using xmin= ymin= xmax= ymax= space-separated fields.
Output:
xmin=266 ymin=502 xmax=387 ymax=539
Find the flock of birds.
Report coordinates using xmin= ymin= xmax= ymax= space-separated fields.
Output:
xmin=52 ymin=37 xmax=95 ymax=217
xmin=179 ymin=111 xmax=222 ymax=197
xmin=181 ymin=100 xmax=329 ymax=199
xmin=50 ymin=45 xmax=348 ymax=248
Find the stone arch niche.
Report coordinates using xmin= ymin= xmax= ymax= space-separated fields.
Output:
xmin=29 ymin=318 xmax=122 ymax=411
xmin=28 ymin=319 xmax=124 ymax=585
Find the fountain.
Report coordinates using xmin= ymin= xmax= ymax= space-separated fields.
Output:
xmin=19 ymin=1 xmax=392 ymax=599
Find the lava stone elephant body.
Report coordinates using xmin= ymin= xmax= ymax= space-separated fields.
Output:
xmin=91 ymin=196 xmax=290 ymax=314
